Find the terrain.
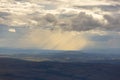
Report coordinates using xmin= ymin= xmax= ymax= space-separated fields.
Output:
xmin=0 ymin=58 xmax=120 ymax=80
xmin=0 ymin=48 xmax=120 ymax=80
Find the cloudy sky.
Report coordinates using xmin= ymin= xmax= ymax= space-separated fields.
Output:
xmin=0 ymin=0 xmax=120 ymax=50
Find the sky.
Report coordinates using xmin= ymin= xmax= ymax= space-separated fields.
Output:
xmin=0 ymin=0 xmax=120 ymax=50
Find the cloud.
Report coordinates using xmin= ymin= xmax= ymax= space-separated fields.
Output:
xmin=74 ymin=4 xmax=120 ymax=12
xmin=8 ymin=28 xmax=16 ymax=33
xmin=0 ymin=0 xmax=120 ymax=50
xmin=44 ymin=13 xmax=57 ymax=23
xmin=0 ymin=0 xmax=119 ymax=32
xmin=0 ymin=12 xmax=10 ymax=18
xmin=69 ymin=12 xmax=103 ymax=31
xmin=103 ymin=14 xmax=120 ymax=31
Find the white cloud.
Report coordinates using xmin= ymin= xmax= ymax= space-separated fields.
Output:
xmin=8 ymin=28 xmax=16 ymax=33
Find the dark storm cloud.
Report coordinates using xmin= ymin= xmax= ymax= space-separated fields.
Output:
xmin=104 ymin=14 xmax=120 ymax=31
xmin=27 ymin=12 xmax=120 ymax=32
xmin=44 ymin=13 xmax=57 ymax=23
xmin=56 ymin=11 xmax=120 ymax=31
xmin=56 ymin=12 xmax=120 ymax=32
xmin=36 ymin=12 xmax=103 ymax=31
xmin=69 ymin=12 xmax=102 ymax=31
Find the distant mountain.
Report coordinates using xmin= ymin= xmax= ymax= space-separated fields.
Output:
xmin=82 ymin=48 xmax=120 ymax=54
xmin=0 ymin=48 xmax=120 ymax=62
xmin=0 ymin=48 xmax=65 ymax=54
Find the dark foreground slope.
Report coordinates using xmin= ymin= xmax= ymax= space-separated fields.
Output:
xmin=0 ymin=58 xmax=120 ymax=80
